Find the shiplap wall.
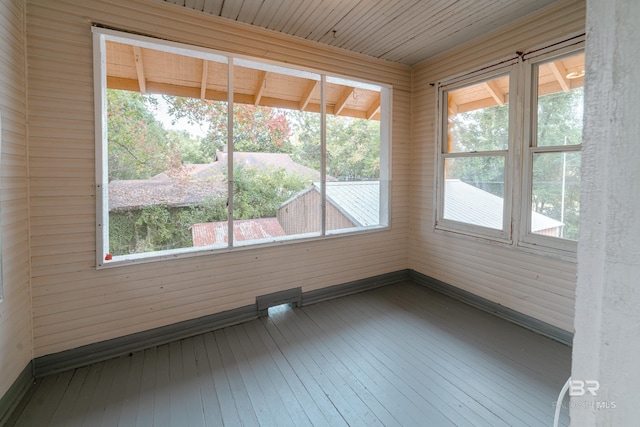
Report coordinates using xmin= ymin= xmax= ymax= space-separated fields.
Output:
xmin=410 ymin=0 xmax=586 ymax=332
xmin=26 ymin=0 xmax=411 ymax=358
xmin=0 ymin=0 xmax=32 ymax=398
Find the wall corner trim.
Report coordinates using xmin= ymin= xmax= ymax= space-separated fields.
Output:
xmin=0 ymin=362 xmax=35 ymax=426
xmin=409 ymin=270 xmax=573 ymax=346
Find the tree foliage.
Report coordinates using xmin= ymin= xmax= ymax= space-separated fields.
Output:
xmin=163 ymin=96 xmax=292 ymax=156
xmin=107 ymin=89 xmax=180 ymax=180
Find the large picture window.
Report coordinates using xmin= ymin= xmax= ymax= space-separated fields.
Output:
xmin=93 ymin=28 xmax=391 ymax=266
xmin=436 ymin=38 xmax=584 ymax=255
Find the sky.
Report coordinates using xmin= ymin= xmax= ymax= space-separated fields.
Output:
xmin=149 ymin=94 xmax=208 ymax=139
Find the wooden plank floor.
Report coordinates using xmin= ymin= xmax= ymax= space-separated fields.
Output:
xmin=9 ymin=282 xmax=571 ymax=426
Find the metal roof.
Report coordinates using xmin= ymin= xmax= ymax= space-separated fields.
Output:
xmin=191 ymin=218 xmax=286 ymax=246
xmin=312 ymin=181 xmax=380 ymax=227
xmin=444 ymin=179 xmax=563 ymax=232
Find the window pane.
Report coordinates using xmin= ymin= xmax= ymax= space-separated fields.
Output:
xmin=531 ymin=152 xmax=581 ymax=240
xmin=325 ymin=78 xmax=383 ymax=233
xmin=446 ymin=75 xmax=510 ymax=153
xmin=536 ymin=52 xmax=584 ymax=147
xmin=232 ymin=62 xmax=322 ymax=245
xmin=443 ymin=156 xmax=505 ymax=230
xmin=106 ymin=46 xmax=230 ymax=256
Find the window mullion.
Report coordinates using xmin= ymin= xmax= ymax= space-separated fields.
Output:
xmin=227 ymin=58 xmax=234 ymax=248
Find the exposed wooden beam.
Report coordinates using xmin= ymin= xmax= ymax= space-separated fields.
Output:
xmin=549 ymin=60 xmax=571 ymax=93
xmin=335 ymin=87 xmax=355 ymax=116
xmin=254 ymin=71 xmax=268 ymax=106
xmin=483 ymin=80 xmax=504 ymax=106
xmin=132 ymin=46 xmax=146 ymax=94
xmin=366 ymin=97 xmax=380 ymax=120
xmin=200 ymin=60 xmax=209 ymax=100
xmin=447 ymin=94 xmax=459 ymax=116
xmin=299 ymin=80 xmax=319 ymax=111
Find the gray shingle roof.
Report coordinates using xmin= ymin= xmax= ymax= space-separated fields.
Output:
xmin=311 ymin=181 xmax=380 ymax=227
xmin=109 ymin=152 xmax=327 ymax=210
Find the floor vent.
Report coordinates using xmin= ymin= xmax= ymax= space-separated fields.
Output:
xmin=256 ymin=287 xmax=302 ymax=317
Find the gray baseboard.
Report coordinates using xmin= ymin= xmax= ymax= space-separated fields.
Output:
xmin=33 ymin=304 xmax=258 ymax=378
xmin=302 ymin=269 xmax=411 ymax=306
xmin=0 ymin=362 xmax=34 ymax=427
xmin=409 ymin=270 xmax=573 ymax=346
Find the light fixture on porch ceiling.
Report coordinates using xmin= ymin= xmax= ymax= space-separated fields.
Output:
xmin=566 ymin=70 xmax=585 ymax=79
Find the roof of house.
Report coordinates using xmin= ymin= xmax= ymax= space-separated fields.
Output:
xmin=318 ymin=181 xmax=380 ymax=227
xmin=444 ymin=179 xmax=564 ymax=232
xmin=191 ymin=218 xmax=286 ymax=246
xmin=280 ymin=181 xmax=381 ymax=227
xmin=109 ymin=152 xmax=326 ymax=210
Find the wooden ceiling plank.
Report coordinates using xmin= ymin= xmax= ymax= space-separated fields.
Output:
xmin=132 ymin=46 xmax=146 ymax=94
xmin=254 ymin=71 xmax=268 ymax=105
xmin=200 ymin=60 xmax=209 ymax=100
xmin=549 ymin=61 xmax=571 ymax=93
xmin=334 ymin=86 xmax=355 ymax=116
xmin=299 ymin=80 xmax=319 ymax=110
xmin=482 ymin=80 xmax=504 ymax=106
xmin=366 ymin=97 xmax=380 ymax=120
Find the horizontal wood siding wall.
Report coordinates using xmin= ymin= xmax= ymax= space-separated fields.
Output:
xmin=26 ymin=0 xmax=411 ymax=357
xmin=0 ymin=0 xmax=32 ymax=398
xmin=409 ymin=0 xmax=585 ymax=332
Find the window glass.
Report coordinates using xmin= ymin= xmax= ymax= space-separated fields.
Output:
xmin=443 ymin=156 xmax=505 ymax=230
xmin=440 ymin=74 xmax=510 ymax=233
xmin=535 ymin=53 xmax=584 ymax=147
xmin=94 ymin=29 xmax=391 ymax=265
xmin=325 ymin=78 xmax=383 ymax=233
xmin=529 ymin=51 xmax=584 ymax=241
xmin=446 ymin=75 xmax=510 ymax=153
xmin=531 ymin=152 xmax=581 ymax=240
xmin=231 ymin=61 xmax=322 ymax=245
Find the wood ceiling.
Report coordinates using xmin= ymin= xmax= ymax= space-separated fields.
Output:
xmin=106 ymin=40 xmax=382 ymax=120
xmin=162 ymin=0 xmax=560 ymax=66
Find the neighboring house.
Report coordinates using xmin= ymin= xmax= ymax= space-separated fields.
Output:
xmin=191 ymin=218 xmax=286 ymax=246
xmin=444 ymin=179 xmax=564 ymax=236
xmin=278 ymin=179 xmax=563 ymax=237
xmin=109 ymin=151 xmax=325 ymax=210
xmin=278 ymin=181 xmax=381 ymax=234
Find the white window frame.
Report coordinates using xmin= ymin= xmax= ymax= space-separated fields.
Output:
xmin=434 ymin=35 xmax=585 ymax=257
xmin=435 ymin=62 xmax=518 ymax=243
xmin=519 ymin=43 xmax=584 ymax=254
xmin=93 ymin=27 xmax=392 ymax=268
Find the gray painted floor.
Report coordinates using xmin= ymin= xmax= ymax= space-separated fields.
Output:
xmin=10 ymin=282 xmax=571 ymax=426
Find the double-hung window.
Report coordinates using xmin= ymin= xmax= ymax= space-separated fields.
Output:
xmin=437 ymin=65 xmax=516 ymax=241
xmin=435 ymin=37 xmax=584 ymax=255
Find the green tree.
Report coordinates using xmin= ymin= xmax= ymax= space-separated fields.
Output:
xmin=163 ymin=96 xmax=292 ymax=154
xmin=289 ymin=111 xmax=381 ymax=180
xmin=107 ymin=89 xmax=179 ymax=180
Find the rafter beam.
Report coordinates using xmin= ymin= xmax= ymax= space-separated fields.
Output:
xmin=549 ymin=60 xmax=571 ymax=93
xmin=200 ymin=60 xmax=209 ymax=100
xmin=366 ymin=97 xmax=380 ymax=120
xmin=299 ymin=80 xmax=319 ymax=111
xmin=132 ymin=46 xmax=146 ymax=94
xmin=254 ymin=71 xmax=268 ymax=106
xmin=483 ymin=80 xmax=504 ymax=106
xmin=447 ymin=94 xmax=459 ymax=116
xmin=335 ymin=87 xmax=355 ymax=116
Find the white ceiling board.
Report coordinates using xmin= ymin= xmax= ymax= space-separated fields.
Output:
xmin=163 ymin=0 xmax=562 ymax=66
